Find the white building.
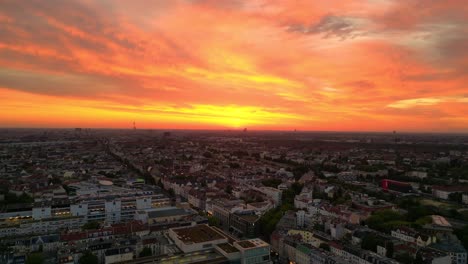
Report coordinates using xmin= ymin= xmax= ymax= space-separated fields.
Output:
xmin=105 ymin=200 xmax=121 ymax=224
xmin=233 ymin=238 xmax=270 ymax=264
xmin=296 ymin=210 xmax=305 ymax=228
xmin=32 ymin=206 xmax=52 ymax=220
xmin=104 ymin=247 xmax=134 ymax=264
xmin=257 ymin=187 xmax=282 ymax=206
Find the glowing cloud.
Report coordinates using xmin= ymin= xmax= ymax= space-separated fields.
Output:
xmin=0 ymin=0 xmax=467 ymax=132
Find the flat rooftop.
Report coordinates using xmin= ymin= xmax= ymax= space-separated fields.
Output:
xmin=237 ymin=241 xmax=255 ymax=248
xmin=217 ymin=243 xmax=239 ymax=254
xmin=172 ymin=224 xmax=226 ymax=244
xmin=236 ymin=239 xmax=269 ymax=249
xmin=237 ymin=214 xmax=259 ymax=223
xmin=147 ymin=207 xmax=190 ymax=218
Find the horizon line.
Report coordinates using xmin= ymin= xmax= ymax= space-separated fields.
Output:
xmin=1 ymin=126 xmax=467 ymax=135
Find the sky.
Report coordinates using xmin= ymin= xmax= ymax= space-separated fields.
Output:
xmin=0 ymin=0 xmax=467 ymax=132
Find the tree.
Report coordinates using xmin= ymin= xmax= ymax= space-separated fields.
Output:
xmin=386 ymin=241 xmax=394 ymax=258
xmin=139 ymin=247 xmax=152 ymax=257
xmin=291 ymin=182 xmax=304 ymax=194
xmin=282 ymin=182 xmax=303 ymax=205
xmin=292 ymin=165 xmax=310 ymax=181
xmin=455 ymin=225 xmax=468 ymax=250
xmin=225 ymin=185 xmax=233 ymax=194
xmin=319 ymin=243 xmax=330 ymax=251
xmin=414 ymin=252 xmax=425 ymax=264
xmin=10 ymin=192 xmax=34 ymax=204
xmin=208 ymin=216 xmax=220 ymax=227
xmin=449 ymin=192 xmax=463 ymax=203
xmin=82 ymin=221 xmax=100 ymax=230
xmin=361 ymin=234 xmax=378 ymax=252
xmin=395 ymin=253 xmax=413 ymax=264
xmin=79 ymin=251 xmax=98 ymax=264
xmin=26 ymin=253 xmax=44 ymax=264
xmin=366 ymin=209 xmax=408 ymax=233
xmin=262 ymin=179 xmax=282 ymax=188
xmin=168 ymin=188 xmax=175 ymax=197
xmin=258 ymin=206 xmax=283 ymax=238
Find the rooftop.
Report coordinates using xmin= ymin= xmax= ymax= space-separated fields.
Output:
xmin=432 ymin=185 xmax=468 ymax=192
xmin=217 ymin=243 xmax=239 ymax=253
xmin=236 ymin=238 xmax=269 ymax=249
xmin=431 ymin=241 xmax=466 ymax=253
xmin=237 ymin=240 xmax=255 ymax=248
xmin=105 ymin=247 xmax=133 ymax=256
xmin=234 ymin=212 xmax=260 ymax=223
xmin=431 ymin=215 xmax=451 ymax=227
xmin=171 ymin=224 xmax=226 ymax=244
xmin=147 ymin=207 xmax=190 ymax=218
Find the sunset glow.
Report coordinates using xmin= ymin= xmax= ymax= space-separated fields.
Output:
xmin=1 ymin=0 xmax=467 ymax=132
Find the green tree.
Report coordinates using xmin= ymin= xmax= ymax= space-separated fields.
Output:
xmin=291 ymin=182 xmax=304 ymax=194
xmin=366 ymin=209 xmax=409 ymax=233
xmin=26 ymin=253 xmax=44 ymax=264
xmin=282 ymin=182 xmax=303 ymax=205
xmin=82 ymin=221 xmax=100 ymax=230
xmin=386 ymin=241 xmax=394 ymax=258
xmin=259 ymin=207 xmax=283 ymax=238
xmin=319 ymin=243 xmax=330 ymax=251
xmin=262 ymin=179 xmax=282 ymax=188
xmin=449 ymin=192 xmax=463 ymax=203
xmin=361 ymin=234 xmax=378 ymax=252
xmin=208 ymin=216 xmax=220 ymax=227
xmin=168 ymin=188 xmax=175 ymax=197
xmin=79 ymin=251 xmax=98 ymax=264
xmin=139 ymin=247 xmax=152 ymax=257
xmin=395 ymin=253 xmax=413 ymax=264
xmin=414 ymin=252 xmax=425 ymax=264
xmin=8 ymin=192 xmax=34 ymax=204
xmin=455 ymin=225 xmax=468 ymax=250
xmin=225 ymin=185 xmax=233 ymax=194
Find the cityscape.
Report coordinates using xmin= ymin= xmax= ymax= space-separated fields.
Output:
xmin=0 ymin=129 xmax=467 ymax=264
xmin=1 ymin=0 xmax=468 ymax=264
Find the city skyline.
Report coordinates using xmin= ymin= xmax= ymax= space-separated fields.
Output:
xmin=1 ymin=0 xmax=467 ymax=132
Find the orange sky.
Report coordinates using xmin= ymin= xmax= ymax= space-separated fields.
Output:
xmin=0 ymin=0 xmax=467 ymax=132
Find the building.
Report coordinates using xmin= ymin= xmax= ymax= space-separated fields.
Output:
xmin=330 ymin=242 xmax=399 ymax=264
xmin=406 ymin=171 xmax=428 ymax=179
xmin=134 ymin=206 xmax=195 ymax=224
xmin=0 ymin=191 xmax=171 ymax=238
xmin=258 ymin=187 xmax=282 ymax=206
xmin=430 ymin=241 xmax=467 ymax=264
xmin=391 ymin=227 xmax=434 ymax=247
xmin=230 ymin=211 xmax=260 ymax=238
xmin=233 ymin=238 xmax=270 ymax=264
xmin=104 ymin=247 xmax=134 ymax=264
xmin=215 ymin=243 xmax=242 ymax=263
xmin=212 ymin=199 xmax=244 ymax=229
xmin=381 ymin=179 xmax=412 ymax=193
xmin=432 ymin=186 xmax=468 ymax=200
xmin=168 ymin=224 xmax=228 ymax=253
xmin=296 ymin=210 xmax=305 ymax=228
